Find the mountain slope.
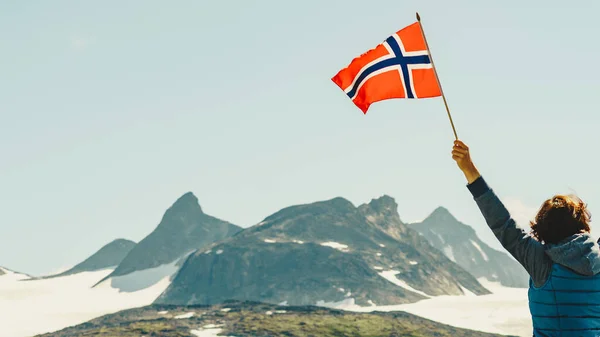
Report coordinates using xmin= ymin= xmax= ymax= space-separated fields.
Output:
xmin=408 ymin=207 xmax=529 ymax=288
xmin=0 ymin=266 xmax=30 ymax=280
xmin=35 ymin=302 xmax=516 ymax=337
xmin=155 ymin=195 xmax=490 ymax=307
xmin=98 ymin=192 xmax=241 ymax=285
xmin=49 ymin=239 xmax=136 ymax=277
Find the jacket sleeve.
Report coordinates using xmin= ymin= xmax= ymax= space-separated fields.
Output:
xmin=467 ymin=176 xmax=551 ymax=287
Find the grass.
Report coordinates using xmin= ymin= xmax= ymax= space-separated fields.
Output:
xmin=36 ymin=301 xmax=516 ymax=337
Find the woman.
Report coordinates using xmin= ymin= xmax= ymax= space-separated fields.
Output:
xmin=452 ymin=140 xmax=600 ymax=337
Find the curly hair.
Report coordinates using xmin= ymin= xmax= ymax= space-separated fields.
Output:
xmin=529 ymin=194 xmax=592 ymax=245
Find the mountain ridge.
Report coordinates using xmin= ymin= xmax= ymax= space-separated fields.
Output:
xmin=95 ymin=192 xmax=242 ymax=287
xmin=155 ymin=194 xmax=491 ymax=307
xmin=409 ymin=206 xmax=529 ymax=288
xmin=44 ymin=239 xmax=136 ymax=279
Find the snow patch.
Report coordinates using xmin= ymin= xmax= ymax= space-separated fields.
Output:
xmin=216 ymin=250 xmax=224 ymax=255
xmin=345 ymin=291 xmax=352 ymax=297
xmin=378 ymin=270 xmax=430 ymax=298
xmin=409 ymin=261 xmax=418 ymax=265
xmin=436 ymin=233 xmax=445 ymax=245
xmin=378 ymin=244 xmax=386 ymax=248
xmin=373 ymin=266 xmax=384 ymax=270
xmin=460 ymin=285 xmax=477 ymax=297
xmin=275 ymin=310 xmax=287 ymax=314
xmin=264 ymin=239 xmax=276 ymax=243
xmin=0 ymin=268 xmax=172 ymax=337
xmin=293 ymin=240 xmax=304 ymax=244
xmin=220 ymin=308 xmax=231 ymax=312
xmin=368 ymin=300 xmax=376 ymax=306
xmin=191 ymin=324 xmax=230 ymax=337
xmin=320 ymin=242 xmax=349 ymax=252
xmin=175 ymin=312 xmax=195 ymax=319
xmin=316 ymin=298 xmax=355 ymax=307
xmin=470 ymin=240 xmax=489 ymax=261
xmin=476 ymin=277 xmax=519 ymax=293
xmin=158 ymin=311 xmax=168 ymax=314
xmin=317 ymin=279 xmax=531 ymax=337
xmin=0 ymin=267 xmax=29 ymax=282
xmin=266 ymin=311 xmax=273 ymax=315
xmin=338 ymin=287 xmax=345 ymax=292
xmin=204 ymin=250 xmax=211 ymax=254
xmin=203 ymin=324 xmax=223 ymax=329
xmin=278 ymin=300 xmax=288 ymax=306
xmin=442 ymin=246 xmax=456 ymax=262
xmin=376 ymin=253 xmax=382 ymax=257
xmin=101 ymin=259 xmax=179 ymax=293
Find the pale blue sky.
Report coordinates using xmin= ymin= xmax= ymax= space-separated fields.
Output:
xmin=2 ymin=1 xmax=600 ymax=276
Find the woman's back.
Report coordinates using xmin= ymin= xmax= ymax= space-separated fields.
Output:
xmin=529 ymin=234 xmax=600 ymax=336
xmin=451 ymin=139 xmax=600 ymax=336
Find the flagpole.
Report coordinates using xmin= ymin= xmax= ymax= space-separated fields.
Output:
xmin=416 ymin=12 xmax=458 ymax=140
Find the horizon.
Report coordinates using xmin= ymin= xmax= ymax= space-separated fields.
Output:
xmin=2 ymin=0 xmax=600 ymax=275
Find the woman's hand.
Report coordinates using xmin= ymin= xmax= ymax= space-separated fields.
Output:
xmin=452 ymin=140 xmax=481 ymax=184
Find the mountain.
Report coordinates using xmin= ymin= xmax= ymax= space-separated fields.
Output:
xmin=155 ymin=195 xmax=490 ymax=307
xmin=97 ymin=192 xmax=242 ymax=286
xmin=34 ymin=302 xmax=516 ymax=337
xmin=47 ymin=239 xmax=136 ymax=278
xmin=408 ymin=207 xmax=529 ymax=288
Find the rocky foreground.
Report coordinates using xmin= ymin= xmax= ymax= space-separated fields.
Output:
xmin=36 ymin=301 xmax=516 ymax=337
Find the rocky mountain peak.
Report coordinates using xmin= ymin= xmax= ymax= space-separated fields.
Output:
xmin=419 ymin=207 xmax=476 ymax=235
xmin=154 ymin=192 xmax=208 ymax=233
xmin=45 ymin=238 xmax=136 ymax=278
xmin=428 ymin=206 xmax=455 ymax=222
xmin=359 ymin=195 xmax=402 ymax=223
xmin=106 ymin=238 xmax=136 ymax=248
xmin=367 ymin=195 xmax=398 ymax=214
xmin=409 ymin=207 xmax=529 ymax=288
xmin=98 ymin=192 xmax=241 ymax=282
xmin=156 ymin=193 xmax=491 ymax=308
xmin=320 ymin=197 xmax=355 ymax=211
xmin=169 ymin=192 xmax=202 ymax=212
xmin=258 ymin=197 xmax=356 ymax=226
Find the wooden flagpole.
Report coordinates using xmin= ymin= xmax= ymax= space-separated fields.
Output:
xmin=416 ymin=12 xmax=458 ymax=140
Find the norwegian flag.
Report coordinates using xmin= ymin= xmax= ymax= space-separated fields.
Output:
xmin=332 ymin=22 xmax=442 ymax=114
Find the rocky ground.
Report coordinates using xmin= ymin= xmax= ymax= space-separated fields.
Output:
xmin=36 ymin=301 xmax=516 ymax=337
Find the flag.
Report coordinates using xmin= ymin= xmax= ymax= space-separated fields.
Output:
xmin=332 ymin=22 xmax=442 ymax=114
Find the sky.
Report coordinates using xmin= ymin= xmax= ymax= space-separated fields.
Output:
xmin=1 ymin=0 xmax=600 ymax=276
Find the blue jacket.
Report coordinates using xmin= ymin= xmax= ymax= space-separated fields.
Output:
xmin=467 ymin=177 xmax=600 ymax=336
